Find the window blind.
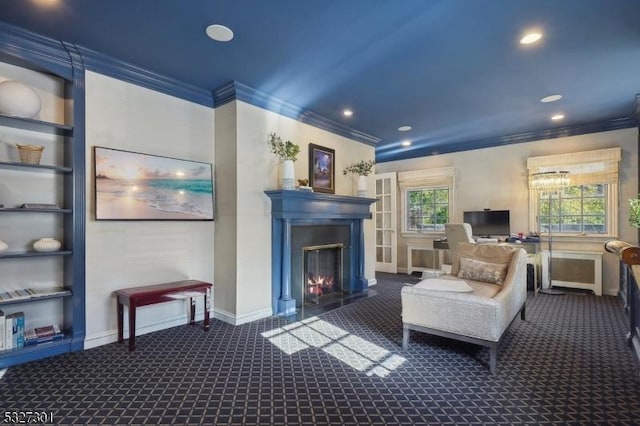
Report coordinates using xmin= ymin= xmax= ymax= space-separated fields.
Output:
xmin=527 ymin=147 xmax=621 ymax=187
xmin=397 ymin=166 xmax=455 ymax=189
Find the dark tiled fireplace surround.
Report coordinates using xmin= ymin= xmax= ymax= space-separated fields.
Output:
xmin=265 ymin=190 xmax=376 ymax=316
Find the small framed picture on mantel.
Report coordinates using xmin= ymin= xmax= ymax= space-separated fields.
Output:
xmin=308 ymin=143 xmax=335 ymax=194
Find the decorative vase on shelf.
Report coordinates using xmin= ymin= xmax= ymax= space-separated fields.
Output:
xmin=281 ymin=159 xmax=295 ymax=190
xmin=0 ymin=80 xmax=42 ymax=119
xmin=33 ymin=237 xmax=61 ymax=252
xmin=0 ymin=239 xmax=7 ymax=253
xmin=268 ymin=133 xmax=300 ymax=191
xmin=357 ymin=175 xmax=367 ymax=197
xmin=343 ymin=160 xmax=375 ymax=197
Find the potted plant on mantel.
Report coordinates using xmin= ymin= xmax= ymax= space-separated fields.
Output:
xmin=268 ymin=132 xmax=300 ymax=190
xmin=629 ymin=195 xmax=640 ymax=228
xmin=343 ymin=159 xmax=376 ymax=196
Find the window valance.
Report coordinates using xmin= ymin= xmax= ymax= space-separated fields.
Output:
xmin=527 ymin=147 xmax=621 ymax=187
xmin=398 ymin=166 xmax=454 ymax=189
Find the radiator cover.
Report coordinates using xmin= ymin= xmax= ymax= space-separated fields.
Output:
xmin=540 ymin=250 xmax=603 ymax=295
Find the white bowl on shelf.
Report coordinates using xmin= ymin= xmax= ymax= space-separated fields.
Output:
xmin=33 ymin=237 xmax=61 ymax=252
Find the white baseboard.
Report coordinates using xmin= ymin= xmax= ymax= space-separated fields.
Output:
xmin=368 ymin=278 xmax=377 ymax=287
xmin=85 ymin=306 xmax=274 ymax=350
xmin=213 ymin=307 xmax=272 ymax=325
xmin=84 ymin=311 xmax=206 ymax=349
xmin=84 ymin=330 xmax=118 ymax=349
xmin=397 ymin=267 xmax=407 ymax=274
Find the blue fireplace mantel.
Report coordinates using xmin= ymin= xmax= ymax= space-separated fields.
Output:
xmin=265 ymin=190 xmax=376 ymax=316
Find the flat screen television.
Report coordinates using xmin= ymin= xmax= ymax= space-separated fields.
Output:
xmin=463 ymin=210 xmax=510 ymax=237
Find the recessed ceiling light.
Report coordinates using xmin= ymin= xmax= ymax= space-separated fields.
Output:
xmin=398 ymin=125 xmax=412 ymax=132
xmin=401 ymin=140 xmax=411 ymax=147
xmin=206 ymin=24 xmax=234 ymax=42
xmin=33 ymin=0 xmax=59 ymax=6
xmin=540 ymin=94 xmax=562 ymax=103
xmin=551 ymin=113 xmax=565 ymax=121
xmin=343 ymin=109 xmax=354 ymax=117
xmin=520 ymin=32 xmax=543 ymax=45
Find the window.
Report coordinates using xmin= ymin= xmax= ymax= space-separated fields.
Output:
xmin=538 ymin=184 xmax=607 ymax=234
xmin=398 ymin=167 xmax=455 ymax=235
xmin=528 ymin=148 xmax=620 ymax=237
xmin=407 ymin=188 xmax=449 ymax=232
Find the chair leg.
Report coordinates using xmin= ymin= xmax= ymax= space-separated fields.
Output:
xmin=402 ymin=325 xmax=410 ymax=349
xmin=520 ymin=303 xmax=526 ymax=321
xmin=489 ymin=343 xmax=498 ymax=374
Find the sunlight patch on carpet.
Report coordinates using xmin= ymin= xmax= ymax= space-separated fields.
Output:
xmin=262 ymin=316 xmax=406 ymax=378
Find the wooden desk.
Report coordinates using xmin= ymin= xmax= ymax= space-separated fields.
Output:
xmin=115 ymin=280 xmax=212 ymax=351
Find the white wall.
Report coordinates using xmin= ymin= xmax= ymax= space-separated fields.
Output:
xmin=376 ymin=128 xmax=639 ymax=295
xmin=84 ymin=71 xmax=215 ymax=348
xmin=214 ymin=100 xmax=376 ymax=324
xmin=213 ymin=101 xmax=238 ymax=321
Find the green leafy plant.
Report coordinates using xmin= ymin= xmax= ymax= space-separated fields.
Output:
xmin=268 ymin=132 xmax=300 ymax=161
xmin=343 ymin=160 xmax=376 ymax=176
xmin=629 ymin=195 xmax=640 ymax=228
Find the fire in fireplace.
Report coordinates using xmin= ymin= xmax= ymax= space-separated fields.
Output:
xmin=303 ymin=244 xmax=343 ymax=305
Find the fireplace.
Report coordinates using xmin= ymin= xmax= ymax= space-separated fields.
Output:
xmin=265 ymin=190 xmax=376 ymax=316
xmin=290 ymin=224 xmax=351 ymax=311
xmin=303 ymin=244 xmax=343 ymax=305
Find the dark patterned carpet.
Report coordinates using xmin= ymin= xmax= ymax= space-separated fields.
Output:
xmin=1 ymin=272 xmax=639 ymax=425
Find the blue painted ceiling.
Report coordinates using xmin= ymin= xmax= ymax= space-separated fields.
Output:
xmin=1 ymin=0 xmax=639 ymax=162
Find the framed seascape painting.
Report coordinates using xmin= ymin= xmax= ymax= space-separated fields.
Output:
xmin=94 ymin=147 xmax=214 ymax=220
xmin=308 ymin=143 xmax=335 ymax=194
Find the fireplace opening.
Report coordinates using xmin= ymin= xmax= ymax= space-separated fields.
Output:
xmin=303 ymin=244 xmax=343 ymax=305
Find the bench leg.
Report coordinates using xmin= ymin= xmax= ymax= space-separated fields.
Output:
xmin=190 ymin=297 xmax=196 ymax=325
xmin=204 ymin=288 xmax=211 ymax=331
xmin=520 ymin=304 xmax=526 ymax=321
xmin=128 ymin=304 xmax=136 ymax=351
xmin=117 ymin=302 xmax=124 ymax=344
xmin=402 ymin=325 xmax=410 ymax=349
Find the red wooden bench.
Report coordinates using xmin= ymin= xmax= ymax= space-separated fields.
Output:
xmin=115 ymin=280 xmax=212 ymax=351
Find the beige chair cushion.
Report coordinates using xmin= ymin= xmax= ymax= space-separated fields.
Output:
xmin=451 ymin=242 xmax=515 ymax=276
xmin=457 ymin=257 xmax=508 ymax=285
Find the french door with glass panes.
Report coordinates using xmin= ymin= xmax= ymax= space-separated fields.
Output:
xmin=375 ymin=172 xmax=397 ymax=273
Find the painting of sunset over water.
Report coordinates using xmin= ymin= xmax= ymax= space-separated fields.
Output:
xmin=94 ymin=147 xmax=214 ymax=220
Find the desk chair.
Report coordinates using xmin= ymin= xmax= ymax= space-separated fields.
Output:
xmin=444 ymin=223 xmax=475 ymax=256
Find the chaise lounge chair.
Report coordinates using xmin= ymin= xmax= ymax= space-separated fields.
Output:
xmin=401 ymin=242 xmax=527 ymax=373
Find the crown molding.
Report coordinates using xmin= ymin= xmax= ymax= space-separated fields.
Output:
xmin=0 ymin=21 xmax=74 ymax=79
xmin=214 ymin=81 xmax=380 ymax=147
xmin=0 ymin=20 xmax=213 ymax=107
xmin=76 ymin=45 xmax=213 ymax=107
xmin=377 ymin=116 xmax=637 ymax=163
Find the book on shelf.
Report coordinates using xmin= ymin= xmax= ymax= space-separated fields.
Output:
xmin=0 ymin=287 xmax=70 ymax=302
xmin=5 ymin=311 xmax=25 ymax=349
xmin=0 ymin=310 xmax=5 ymax=351
xmin=3 ymin=311 xmax=10 ymax=350
xmin=25 ymin=287 xmax=70 ymax=298
xmin=20 ymin=203 xmax=61 ymax=209
xmin=25 ymin=324 xmax=63 ymax=346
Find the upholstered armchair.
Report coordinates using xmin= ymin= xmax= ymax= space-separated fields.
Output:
xmin=401 ymin=242 xmax=527 ymax=373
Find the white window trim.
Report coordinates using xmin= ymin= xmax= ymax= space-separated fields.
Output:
xmin=527 ymin=148 xmax=621 ymax=239
xmin=399 ymin=167 xmax=455 ymax=237
xmin=528 ymin=182 xmax=618 ymax=238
